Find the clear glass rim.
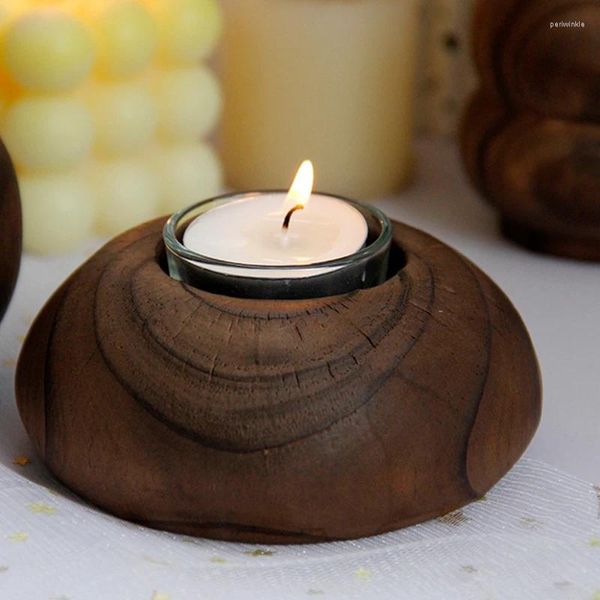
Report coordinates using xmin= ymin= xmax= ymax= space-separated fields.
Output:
xmin=163 ymin=190 xmax=393 ymax=272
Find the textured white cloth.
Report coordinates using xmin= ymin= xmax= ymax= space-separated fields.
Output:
xmin=1 ymin=139 xmax=599 ymax=599
xmin=0 ymin=458 xmax=599 ymax=600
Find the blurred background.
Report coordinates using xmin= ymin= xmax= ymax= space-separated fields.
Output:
xmin=3 ymin=0 xmax=596 ymax=261
xmin=0 ymin=0 xmax=479 ymax=255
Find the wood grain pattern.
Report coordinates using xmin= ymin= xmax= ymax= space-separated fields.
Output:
xmin=16 ymin=218 xmax=541 ymax=543
xmin=0 ymin=137 xmax=21 ymax=323
xmin=462 ymin=0 xmax=600 ymax=260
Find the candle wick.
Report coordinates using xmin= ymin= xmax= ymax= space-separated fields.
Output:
xmin=282 ymin=205 xmax=304 ymax=230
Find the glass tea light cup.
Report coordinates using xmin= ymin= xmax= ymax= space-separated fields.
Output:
xmin=163 ymin=162 xmax=392 ymax=299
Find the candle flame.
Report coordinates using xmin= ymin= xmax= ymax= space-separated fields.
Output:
xmin=284 ymin=160 xmax=314 ymax=211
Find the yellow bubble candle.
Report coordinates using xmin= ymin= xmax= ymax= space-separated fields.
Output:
xmin=0 ymin=0 xmax=223 ymax=254
xmin=149 ymin=0 xmax=222 ymax=65
xmin=150 ymin=142 xmax=222 ymax=213
xmin=20 ymin=171 xmax=95 ymax=254
xmin=154 ymin=66 xmax=221 ymax=142
xmin=3 ymin=96 xmax=94 ymax=170
xmin=221 ymin=0 xmax=419 ymax=199
xmin=87 ymin=0 xmax=158 ymax=80
xmin=91 ymin=156 xmax=160 ymax=234
xmin=83 ymin=79 xmax=157 ymax=156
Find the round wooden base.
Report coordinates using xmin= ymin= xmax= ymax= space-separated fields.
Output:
xmin=16 ymin=218 xmax=541 ymax=543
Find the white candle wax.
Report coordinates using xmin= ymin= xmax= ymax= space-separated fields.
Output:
xmin=182 ymin=193 xmax=368 ymax=279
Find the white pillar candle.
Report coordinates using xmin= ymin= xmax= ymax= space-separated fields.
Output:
xmin=220 ymin=0 xmax=419 ymax=199
xmin=183 ymin=161 xmax=368 ymax=279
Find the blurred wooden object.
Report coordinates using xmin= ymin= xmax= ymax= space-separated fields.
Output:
xmin=0 ymin=137 xmax=21 ymax=321
xmin=461 ymin=0 xmax=600 ymax=261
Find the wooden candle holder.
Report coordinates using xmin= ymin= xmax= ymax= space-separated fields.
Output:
xmin=461 ymin=0 xmax=600 ymax=261
xmin=0 ymin=138 xmax=21 ymax=322
xmin=16 ymin=218 xmax=541 ymax=543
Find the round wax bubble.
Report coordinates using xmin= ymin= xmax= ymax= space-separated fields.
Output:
xmin=2 ymin=96 xmax=93 ymax=170
xmin=151 ymin=142 xmax=223 ymax=213
xmin=95 ymin=1 xmax=158 ymax=79
xmin=152 ymin=0 xmax=222 ymax=64
xmin=91 ymin=157 xmax=161 ymax=235
xmin=85 ymin=80 xmax=157 ymax=156
xmin=155 ymin=66 xmax=221 ymax=142
xmin=20 ymin=171 xmax=95 ymax=255
xmin=2 ymin=9 xmax=93 ymax=92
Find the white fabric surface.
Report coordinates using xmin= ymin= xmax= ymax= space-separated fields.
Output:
xmin=1 ymin=458 xmax=600 ymax=600
xmin=1 ymin=137 xmax=599 ymax=598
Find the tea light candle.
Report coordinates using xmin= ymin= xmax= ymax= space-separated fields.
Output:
xmin=183 ymin=161 xmax=368 ymax=279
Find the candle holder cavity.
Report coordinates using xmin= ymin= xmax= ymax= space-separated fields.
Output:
xmin=16 ymin=215 xmax=541 ymax=543
xmin=0 ymin=137 xmax=21 ymax=323
xmin=163 ymin=192 xmax=393 ymax=299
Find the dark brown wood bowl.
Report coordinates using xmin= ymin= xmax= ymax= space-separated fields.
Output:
xmin=16 ymin=218 xmax=541 ymax=543
xmin=0 ymin=137 xmax=21 ymax=323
